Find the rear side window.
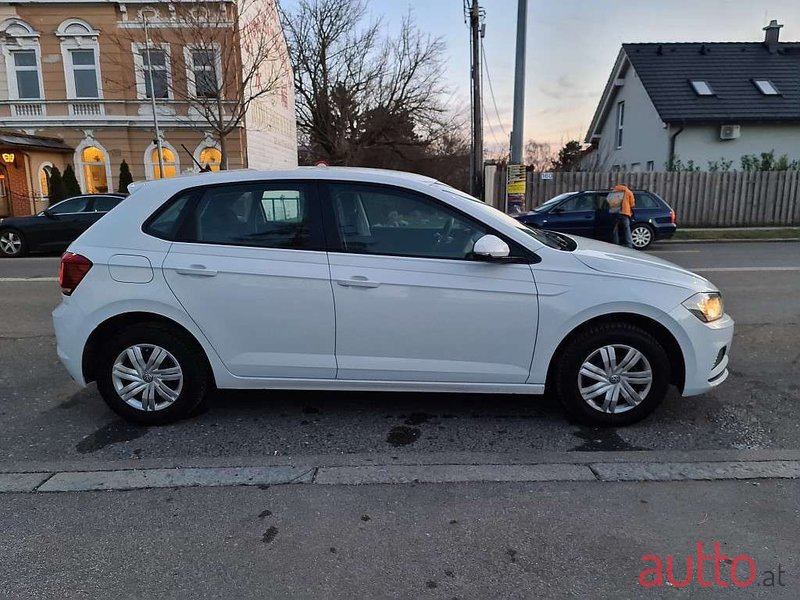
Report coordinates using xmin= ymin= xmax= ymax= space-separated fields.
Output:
xmin=92 ymin=196 xmax=124 ymax=212
xmin=634 ymin=193 xmax=660 ymax=209
xmin=146 ymin=193 xmax=192 ymax=240
xmin=155 ymin=182 xmax=322 ymax=250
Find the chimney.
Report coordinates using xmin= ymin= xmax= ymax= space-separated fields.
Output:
xmin=763 ymin=19 xmax=783 ymax=54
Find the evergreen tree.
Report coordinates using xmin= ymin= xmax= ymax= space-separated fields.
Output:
xmin=47 ymin=166 xmax=67 ymax=204
xmin=63 ymin=164 xmax=81 ymax=197
xmin=118 ymin=160 xmax=133 ymax=194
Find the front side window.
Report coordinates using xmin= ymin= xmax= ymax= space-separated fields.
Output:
xmin=12 ymin=50 xmax=41 ymax=99
xmin=329 ymin=183 xmax=487 ymax=260
xmin=183 ymin=183 xmax=321 ymax=250
xmin=557 ymin=194 xmax=598 ymax=212
xmin=190 ymin=49 xmax=218 ymax=98
xmin=49 ymin=196 xmax=90 ymax=214
xmin=69 ymin=49 xmax=99 ymax=98
xmin=80 ymin=146 xmax=109 ymax=193
xmin=141 ymin=48 xmax=169 ymax=99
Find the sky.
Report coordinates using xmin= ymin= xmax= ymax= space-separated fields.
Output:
xmin=282 ymin=0 xmax=800 ymax=151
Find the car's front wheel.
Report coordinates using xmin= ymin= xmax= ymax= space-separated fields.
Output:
xmin=631 ymin=223 xmax=654 ymax=250
xmin=95 ymin=323 xmax=209 ymax=424
xmin=554 ymin=322 xmax=670 ymax=426
xmin=0 ymin=229 xmax=27 ymax=257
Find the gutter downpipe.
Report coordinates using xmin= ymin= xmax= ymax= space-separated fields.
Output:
xmin=668 ymin=124 xmax=684 ymax=170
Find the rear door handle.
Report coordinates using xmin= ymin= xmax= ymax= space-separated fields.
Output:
xmin=175 ymin=264 xmax=218 ymax=277
xmin=336 ymin=276 xmax=380 ymax=288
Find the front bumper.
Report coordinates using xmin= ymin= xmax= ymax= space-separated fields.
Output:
xmin=671 ymin=307 xmax=734 ymax=396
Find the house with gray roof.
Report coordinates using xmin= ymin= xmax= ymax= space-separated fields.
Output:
xmin=583 ymin=20 xmax=800 ymax=172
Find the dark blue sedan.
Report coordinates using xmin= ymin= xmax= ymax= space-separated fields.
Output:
xmin=513 ymin=190 xmax=677 ymax=249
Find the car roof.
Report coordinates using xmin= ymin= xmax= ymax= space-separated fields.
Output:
xmin=127 ymin=167 xmax=439 ymax=196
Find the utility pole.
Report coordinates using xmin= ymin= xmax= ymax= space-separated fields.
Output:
xmin=142 ymin=10 xmax=165 ymax=179
xmin=510 ymin=0 xmax=527 ymax=164
xmin=468 ymin=0 xmax=484 ymax=199
xmin=506 ymin=0 xmax=527 ymax=212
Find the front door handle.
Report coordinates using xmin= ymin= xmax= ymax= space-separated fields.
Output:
xmin=336 ymin=276 xmax=380 ymax=288
xmin=175 ymin=264 xmax=218 ymax=277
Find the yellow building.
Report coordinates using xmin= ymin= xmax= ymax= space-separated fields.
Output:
xmin=0 ymin=0 xmax=297 ymax=217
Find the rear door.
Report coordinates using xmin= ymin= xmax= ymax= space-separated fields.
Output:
xmin=161 ymin=181 xmax=337 ymax=379
xmin=542 ymin=193 xmax=597 ymax=237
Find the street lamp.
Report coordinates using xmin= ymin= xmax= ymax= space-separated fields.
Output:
xmin=141 ymin=8 xmax=165 ymax=178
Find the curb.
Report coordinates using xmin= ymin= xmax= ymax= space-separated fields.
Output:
xmin=2 ymin=458 xmax=798 ymax=494
xmin=661 ymin=237 xmax=800 ymax=244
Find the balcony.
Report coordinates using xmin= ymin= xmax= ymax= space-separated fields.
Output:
xmin=10 ymin=102 xmax=45 ymax=117
xmin=0 ymin=99 xmax=236 ymax=123
xmin=70 ymin=101 xmax=104 ymax=116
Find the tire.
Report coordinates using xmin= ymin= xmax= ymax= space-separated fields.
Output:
xmin=554 ymin=322 xmax=671 ymax=427
xmin=95 ymin=323 xmax=209 ymax=425
xmin=630 ymin=223 xmax=654 ymax=250
xmin=0 ymin=229 xmax=28 ymax=257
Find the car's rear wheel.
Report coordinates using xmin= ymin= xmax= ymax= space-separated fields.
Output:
xmin=631 ymin=224 xmax=654 ymax=250
xmin=95 ymin=323 xmax=209 ymax=424
xmin=0 ymin=229 xmax=27 ymax=257
xmin=554 ymin=322 xmax=670 ymax=426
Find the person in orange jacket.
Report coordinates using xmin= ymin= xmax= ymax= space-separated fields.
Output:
xmin=611 ymin=184 xmax=635 ymax=248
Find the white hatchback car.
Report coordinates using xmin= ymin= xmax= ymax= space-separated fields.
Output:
xmin=53 ymin=168 xmax=733 ymax=426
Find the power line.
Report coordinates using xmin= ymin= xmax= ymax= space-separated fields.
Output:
xmin=481 ymin=39 xmax=508 ymax=141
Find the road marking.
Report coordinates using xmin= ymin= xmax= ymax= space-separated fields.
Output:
xmin=0 ymin=277 xmax=58 ymax=282
xmin=693 ymin=266 xmax=800 ymax=273
xmin=647 ymin=250 xmax=701 ymax=254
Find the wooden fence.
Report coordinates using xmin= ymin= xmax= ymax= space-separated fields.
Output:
xmin=488 ymin=169 xmax=800 ymax=227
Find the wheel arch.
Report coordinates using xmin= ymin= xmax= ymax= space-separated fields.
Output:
xmin=82 ymin=311 xmax=214 ymax=385
xmin=544 ymin=312 xmax=685 ymax=394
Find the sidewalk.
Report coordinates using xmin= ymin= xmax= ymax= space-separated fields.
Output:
xmin=2 ymin=477 xmax=796 ymax=599
xmin=668 ymin=226 xmax=800 ymax=243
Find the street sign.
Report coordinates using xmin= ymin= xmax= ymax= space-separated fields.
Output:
xmin=506 ymin=164 xmax=526 ymax=211
xmin=540 ymin=172 xmax=554 ymax=180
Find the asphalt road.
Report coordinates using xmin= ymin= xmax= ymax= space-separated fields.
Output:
xmin=0 ymin=242 xmax=799 ymax=465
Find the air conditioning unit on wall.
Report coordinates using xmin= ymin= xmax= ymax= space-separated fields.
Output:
xmin=720 ymin=124 xmax=741 ymax=140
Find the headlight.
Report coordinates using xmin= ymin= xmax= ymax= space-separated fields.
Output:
xmin=683 ymin=292 xmax=724 ymax=323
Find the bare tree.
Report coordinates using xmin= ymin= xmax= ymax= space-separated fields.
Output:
xmin=280 ymin=0 xmax=451 ymax=166
xmin=524 ymin=140 xmax=555 ymax=172
xmin=109 ymin=0 xmax=289 ymax=169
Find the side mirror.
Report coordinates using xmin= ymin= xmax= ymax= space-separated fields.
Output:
xmin=42 ymin=209 xmax=56 ymax=219
xmin=551 ymin=207 xmax=564 ymax=214
xmin=472 ymin=234 xmax=510 ymax=260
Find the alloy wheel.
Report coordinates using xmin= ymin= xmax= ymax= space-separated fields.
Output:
xmin=577 ymin=344 xmax=653 ymax=414
xmin=0 ymin=231 xmax=22 ymax=256
xmin=631 ymin=226 xmax=652 ymax=249
xmin=111 ymin=344 xmax=184 ymax=411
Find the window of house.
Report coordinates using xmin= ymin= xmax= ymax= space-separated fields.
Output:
xmin=69 ymin=49 xmax=99 ymax=98
xmin=151 ymin=147 xmax=178 ymax=179
xmin=141 ymin=48 xmax=170 ymax=99
xmin=189 ymin=49 xmax=219 ymax=98
xmin=329 ymin=183 xmax=487 ymax=260
xmin=615 ymin=101 xmax=624 ymax=148
xmin=12 ymin=50 xmax=42 ymax=99
xmin=39 ymin=164 xmax=52 ymax=199
xmin=690 ymin=80 xmax=714 ymax=96
xmin=647 ymin=161 xmax=655 ymax=172
xmin=753 ymin=80 xmax=780 ymax=95
xmin=80 ymin=146 xmax=109 ymax=193
xmin=199 ymin=146 xmax=222 ymax=171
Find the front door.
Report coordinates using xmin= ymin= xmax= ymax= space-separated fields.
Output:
xmin=325 ymin=182 xmax=539 ymax=383
xmin=30 ymin=195 xmax=93 ymax=250
xmin=543 ymin=193 xmax=597 ymax=238
xmin=162 ymin=180 xmax=336 ymax=379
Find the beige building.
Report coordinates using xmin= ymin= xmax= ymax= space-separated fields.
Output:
xmin=0 ymin=0 xmax=297 ymax=217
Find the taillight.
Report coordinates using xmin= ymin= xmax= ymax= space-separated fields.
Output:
xmin=59 ymin=252 xmax=93 ymax=296
xmin=670 ymin=210 xmax=676 ymax=224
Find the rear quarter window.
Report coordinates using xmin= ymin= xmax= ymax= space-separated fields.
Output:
xmin=144 ymin=193 xmax=192 ymax=240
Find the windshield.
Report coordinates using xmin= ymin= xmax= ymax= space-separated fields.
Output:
xmin=437 ymin=185 xmax=575 ymax=251
xmin=532 ymin=192 xmax=573 ymax=212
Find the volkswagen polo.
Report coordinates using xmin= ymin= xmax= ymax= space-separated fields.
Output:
xmin=52 ymin=168 xmax=733 ymax=426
